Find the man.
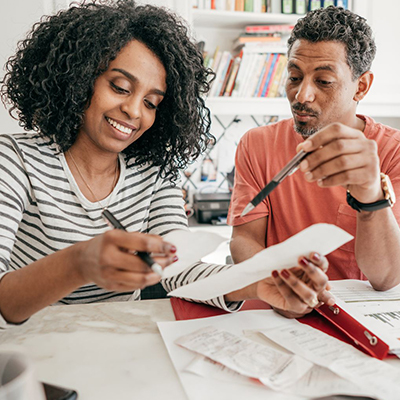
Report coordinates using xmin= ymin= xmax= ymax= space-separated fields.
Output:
xmin=226 ymin=6 xmax=400 ymax=316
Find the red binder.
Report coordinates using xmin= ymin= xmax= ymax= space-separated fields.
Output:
xmin=169 ymin=298 xmax=390 ymax=360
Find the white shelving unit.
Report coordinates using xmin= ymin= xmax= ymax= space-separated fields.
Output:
xmin=186 ymin=6 xmax=400 ymax=120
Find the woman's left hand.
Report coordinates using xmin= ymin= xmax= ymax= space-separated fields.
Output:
xmin=256 ymin=252 xmax=335 ymax=318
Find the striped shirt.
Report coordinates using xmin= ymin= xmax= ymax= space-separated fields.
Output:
xmin=0 ymin=133 xmax=240 ymax=328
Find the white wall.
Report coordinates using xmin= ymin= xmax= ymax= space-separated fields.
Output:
xmin=1 ymin=0 xmax=399 ymax=133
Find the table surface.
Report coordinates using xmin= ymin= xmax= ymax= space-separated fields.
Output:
xmin=0 ymin=299 xmax=187 ymax=400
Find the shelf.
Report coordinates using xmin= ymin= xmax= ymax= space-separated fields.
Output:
xmin=192 ymin=9 xmax=302 ymax=29
xmin=205 ymin=97 xmax=400 ymax=118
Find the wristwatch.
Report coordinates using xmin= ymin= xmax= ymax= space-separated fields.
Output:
xmin=346 ymin=173 xmax=396 ymax=212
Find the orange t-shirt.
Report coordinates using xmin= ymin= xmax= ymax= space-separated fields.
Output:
xmin=228 ymin=116 xmax=400 ymax=280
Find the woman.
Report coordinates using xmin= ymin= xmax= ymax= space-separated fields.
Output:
xmin=0 ymin=0 xmax=332 ymax=327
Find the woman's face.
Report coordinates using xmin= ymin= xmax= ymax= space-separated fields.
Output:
xmin=78 ymin=40 xmax=167 ymax=155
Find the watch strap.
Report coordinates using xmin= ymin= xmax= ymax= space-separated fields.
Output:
xmin=346 ymin=190 xmax=392 ymax=212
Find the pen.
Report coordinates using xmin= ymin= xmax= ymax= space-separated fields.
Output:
xmin=101 ymin=209 xmax=163 ymax=276
xmin=241 ymin=150 xmax=311 ymax=217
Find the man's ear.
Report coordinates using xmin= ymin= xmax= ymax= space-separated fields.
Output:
xmin=353 ymin=71 xmax=374 ymax=102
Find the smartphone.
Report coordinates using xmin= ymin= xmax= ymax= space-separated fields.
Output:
xmin=42 ymin=382 xmax=78 ymax=400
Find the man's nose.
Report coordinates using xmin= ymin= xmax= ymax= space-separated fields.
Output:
xmin=295 ymin=80 xmax=315 ymax=104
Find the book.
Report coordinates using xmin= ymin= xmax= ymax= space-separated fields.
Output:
xmin=246 ymin=53 xmax=268 ymax=97
xmin=254 ymin=54 xmax=270 ymax=96
xmin=245 ymin=24 xmax=294 ymax=33
xmin=253 ymin=0 xmax=263 ymax=12
xmin=264 ymin=53 xmax=281 ymax=96
xmin=244 ymin=0 xmax=253 ymax=12
xmin=235 ymin=0 xmax=245 ymax=11
xmin=255 ymin=54 xmax=271 ymax=97
xmin=260 ymin=53 xmax=279 ymax=97
xmin=281 ymin=0 xmax=294 ymax=14
xmin=309 ymin=0 xmax=322 ymax=10
xmin=266 ymin=54 xmax=287 ymax=97
xmin=209 ymin=51 xmax=232 ymax=97
xmin=294 ymin=0 xmax=307 ymax=14
xmin=223 ymin=53 xmax=243 ymax=96
xmin=323 ymin=0 xmax=335 ymax=7
xmin=238 ymin=52 xmax=258 ymax=97
xmin=218 ymin=58 xmax=234 ymax=96
xmin=233 ymin=35 xmax=282 ymax=51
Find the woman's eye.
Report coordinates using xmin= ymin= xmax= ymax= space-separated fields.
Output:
xmin=144 ymin=99 xmax=158 ymax=110
xmin=110 ymin=82 xmax=129 ymax=94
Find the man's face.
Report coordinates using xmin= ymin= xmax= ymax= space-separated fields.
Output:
xmin=285 ymin=40 xmax=359 ymax=137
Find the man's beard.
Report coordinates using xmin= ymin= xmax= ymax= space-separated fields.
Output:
xmin=291 ymin=102 xmax=320 ymax=138
xmin=294 ymin=122 xmax=319 ymax=138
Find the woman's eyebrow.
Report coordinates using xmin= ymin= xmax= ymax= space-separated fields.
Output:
xmin=111 ymin=68 xmax=166 ymax=96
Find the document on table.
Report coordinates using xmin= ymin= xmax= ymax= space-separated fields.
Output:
xmin=162 ymin=229 xmax=226 ymax=278
xmin=260 ymin=317 xmax=400 ymax=400
xmin=158 ymin=310 xmax=378 ymax=400
xmin=330 ymin=279 xmax=400 ymax=354
xmin=175 ymin=325 xmax=312 ymax=390
xmin=168 ymin=224 xmax=353 ymax=300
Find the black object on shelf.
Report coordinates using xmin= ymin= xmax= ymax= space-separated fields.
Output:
xmin=193 ymin=192 xmax=232 ymax=224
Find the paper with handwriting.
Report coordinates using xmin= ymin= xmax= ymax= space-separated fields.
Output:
xmin=168 ymin=223 xmax=353 ymax=300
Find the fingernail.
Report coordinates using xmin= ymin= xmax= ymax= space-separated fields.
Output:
xmin=280 ymin=269 xmax=290 ymax=279
xmin=307 ymin=296 xmax=319 ymax=308
xmin=170 ymin=245 xmax=177 ymax=253
xmin=302 ymin=140 xmax=312 ymax=151
xmin=272 ymin=270 xmax=279 ymax=278
xmin=173 ymin=255 xmax=178 ymax=262
xmin=312 ymin=252 xmax=321 ymax=262
xmin=317 ymin=179 xmax=324 ymax=186
xmin=299 ymin=159 xmax=309 ymax=171
xmin=305 ymin=171 xmax=313 ymax=181
xmin=299 ymin=257 xmax=309 ymax=267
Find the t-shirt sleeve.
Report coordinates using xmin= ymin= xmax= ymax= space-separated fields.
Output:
xmin=228 ymin=131 xmax=270 ymax=226
xmin=161 ymin=261 xmax=243 ymax=312
xmin=0 ymin=135 xmax=30 ymax=329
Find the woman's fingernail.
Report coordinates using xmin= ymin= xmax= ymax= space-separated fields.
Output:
xmin=307 ymin=296 xmax=319 ymax=308
xmin=299 ymin=257 xmax=309 ymax=267
xmin=280 ymin=269 xmax=290 ymax=279
xmin=170 ymin=245 xmax=177 ymax=253
xmin=272 ymin=270 xmax=279 ymax=278
xmin=173 ymin=255 xmax=178 ymax=262
xmin=312 ymin=252 xmax=321 ymax=262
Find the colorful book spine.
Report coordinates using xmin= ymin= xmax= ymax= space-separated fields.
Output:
xmin=235 ymin=0 xmax=245 ymax=11
xmin=266 ymin=54 xmax=287 ymax=97
xmin=264 ymin=53 xmax=280 ymax=96
xmin=224 ymin=54 xmax=242 ymax=96
xmin=261 ymin=53 xmax=279 ymax=97
xmin=255 ymin=54 xmax=271 ymax=97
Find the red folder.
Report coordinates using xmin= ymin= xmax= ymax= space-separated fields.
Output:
xmin=170 ymin=298 xmax=390 ymax=360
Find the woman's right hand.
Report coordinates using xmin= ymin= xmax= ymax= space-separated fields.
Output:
xmin=75 ymin=230 xmax=176 ymax=292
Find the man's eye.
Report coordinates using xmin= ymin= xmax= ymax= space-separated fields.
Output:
xmin=144 ymin=99 xmax=158 ymax=110
xmin=318 ymin=80 xmax=332 ymax=86
xmin=110 ymin=82 xmax=129 ymax=94
xmin=289 ymin=77 xmax=300 ymax=82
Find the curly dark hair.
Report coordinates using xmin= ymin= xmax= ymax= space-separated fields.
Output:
xmin=0 ymin=0 xmax=215 ymax=182
xmin=287 ymin=6 xmax=376 ymax=80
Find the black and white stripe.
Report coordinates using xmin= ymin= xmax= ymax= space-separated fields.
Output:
xmin=0 ymin=133 xmax=240 ymax=327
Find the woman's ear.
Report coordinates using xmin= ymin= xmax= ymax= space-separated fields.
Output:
xmin=353 ymin=71 xmax=374 ymax=102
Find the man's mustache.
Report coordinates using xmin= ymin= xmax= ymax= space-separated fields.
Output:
xmin=291 ymin=103 xmax=319 ymax=117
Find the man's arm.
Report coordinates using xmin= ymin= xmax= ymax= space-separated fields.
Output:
xmin=297 ymin=122 xmax=400 ymax=290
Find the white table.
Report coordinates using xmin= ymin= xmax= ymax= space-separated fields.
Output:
xmin=0 ymin=299 xmax=187 ymax=400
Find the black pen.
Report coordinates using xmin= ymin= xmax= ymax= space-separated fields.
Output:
xmin=101 ymin=209 xmax=163 ymax=276
xmin=241 ymin=150 xmax=311 ymax=217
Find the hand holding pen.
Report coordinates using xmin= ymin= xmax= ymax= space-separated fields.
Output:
xmin=241 ymin=150 xmax=312 ymax=217
xmin=102 ymin=209 xmax=173 ymax=276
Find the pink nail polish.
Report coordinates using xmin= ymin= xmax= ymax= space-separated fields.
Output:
xmin=299 ymin=257 xmax=309 ymax=267
xmin=272 ymin=270 xmax=278 ymax=278
xmin=173 ymin=255 xmax=178 ymax=262
xmin=312 ymin=252 xmax=321 ymax=262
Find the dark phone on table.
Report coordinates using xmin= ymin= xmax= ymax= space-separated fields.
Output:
xmin=42 ymin=382 xmax=78 ymax=400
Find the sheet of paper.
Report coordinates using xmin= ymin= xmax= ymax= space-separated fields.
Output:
xmin=168 ymin=223 xmax=353 ymax=300
xmin=175 ymin=325 xmax=312 ymax=389
xmin=330 ymin=280 xmax=400 ymax=352
xmin=260 ymin=318 xmax=400 ymax=400
xmin=162 ymin=230 xmax=226 ymax=278
xmin=158 ymin=310 xmax=386 ymax=400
